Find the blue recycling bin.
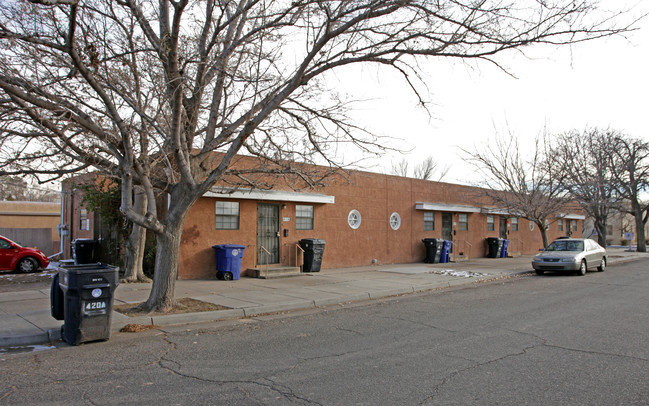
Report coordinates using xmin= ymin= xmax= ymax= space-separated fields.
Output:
xmin=440 ymin=240 xmax=453 ymax=263
xmin=500 ymin=239 xmax=510 ymax=258
xmin=212 ymin=244 xmax=245 ymax=280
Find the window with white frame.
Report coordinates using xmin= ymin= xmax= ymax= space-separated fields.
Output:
xmin=570 ymin=219 xmax=578 ymax=232
xmin=511 ymin=217 xmax=518 ymax=231
xmin=424 ymin=212 xmax=435 ymax=231
xmin=348 ymin=209 xmax=361 ymax=229
xmin=558 ymin=219 xmax=564 ymax=232
xmin=295 ymin=205 xmax=314 ymax=230
xmin=487 ymin=215 xmax=495 ymax=231
xmin=459 ymin=213 xmax=468 ymax=231
xmin=215 ymin=201 xmax=240 ymax=230
xmin=389 ymin=212 xmax=401 ymax=230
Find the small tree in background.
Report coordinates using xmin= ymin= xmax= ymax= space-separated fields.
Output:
xmin=391 ymin=156 xmax=449 ymax=181
xmin=551 ymin=129 xmax=620 ymax=247
xmin=608 ymin=135 xmax=649 ymax=252
xmin=464 ymin=134 xmax=568 ymax=248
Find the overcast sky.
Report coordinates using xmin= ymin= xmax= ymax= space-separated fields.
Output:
xmin=338 ymin=1 xmax=649 ymax=186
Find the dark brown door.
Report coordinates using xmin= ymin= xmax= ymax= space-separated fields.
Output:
xmin=499 ymin=216 xmax=508 ymax=238
xmin=257 ymin=203 xmax=280 ymax=264
xmin=442 ymin=213 xmax=453 ymax=241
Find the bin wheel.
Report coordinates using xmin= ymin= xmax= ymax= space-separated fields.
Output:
xmin=223 ymin=272 xmax=233 ymax=281
xmin=216 ymin=273 xmax=223 ymax=280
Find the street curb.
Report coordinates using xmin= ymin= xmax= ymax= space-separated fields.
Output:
xmin=1 ymin=253 xmax=645 ymax=347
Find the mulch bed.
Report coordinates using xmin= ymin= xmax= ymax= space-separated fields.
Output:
xmin=114 ymin=297 xmax=231 ymax=317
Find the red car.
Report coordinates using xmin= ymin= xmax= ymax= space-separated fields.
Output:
xmin=0 ymin=235 xmax=50 ymax=273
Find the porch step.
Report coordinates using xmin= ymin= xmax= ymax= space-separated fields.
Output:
xmin=247 ymin=266 xmax=302 ymax=279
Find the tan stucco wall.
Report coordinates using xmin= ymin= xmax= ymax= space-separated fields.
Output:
xmin=0 ymin=201 xmax=60 ymax=232
xmin=0 ymin=201 xmax=61 ymax=254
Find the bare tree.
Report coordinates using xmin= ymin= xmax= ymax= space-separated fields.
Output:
xmin=0 ymin=1 xmax=634 ymax=311
xmin=414 ymin=156 xmax=449 ymax=181
xmin=392 ymin=156 xmax=450 ymax=180
xmin=464 ymin=134 xmax=569 ymax=247
xmin=0 ymin=176 xmax=59 ymax=201
xmin=608 ymin=135 xmax=649 ymax=252
xmin=551 ymin=129 xmax=620 ymax=247
xmin=391 ymin=159 xmax=410 ymax=178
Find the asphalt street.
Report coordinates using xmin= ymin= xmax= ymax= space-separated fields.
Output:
xmin=1 ymin=258 xmax=647 ymax=405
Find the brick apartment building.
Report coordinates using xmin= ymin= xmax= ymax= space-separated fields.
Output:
xmin=176 ymin=167 xmax=584 ymax=279
xmin=59 ymin=161 xmax=584 ymax=280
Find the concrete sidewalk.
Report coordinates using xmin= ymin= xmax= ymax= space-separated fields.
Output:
xmin=1 ymin=249 xmax=645 ymax=347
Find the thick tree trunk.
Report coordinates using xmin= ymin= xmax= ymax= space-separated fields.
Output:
xmin=122 ymin=187 xmax=151 ymax=283
xmin=594 ymin=219 xmax=607 ymax=247
xmin=139 ymin=186 xmax=197 ymax=313
xmin=538 ymin=221 xmax=550 ymax=248
xmin=141 ymin=222 xmax=183 ymax=312
xmin=632 ymin=203 xmax=647 ymax=252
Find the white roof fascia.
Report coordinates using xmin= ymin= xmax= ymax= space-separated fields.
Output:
xmin=558 ymin=213 xmax=586 ymax=220
xmin=480 ymin=207 xmax=526 ymax=217
xmin=415 ymin=202 xmax=481 ymax=213
xmin=206 ymin=187 xmax=335 ymax=204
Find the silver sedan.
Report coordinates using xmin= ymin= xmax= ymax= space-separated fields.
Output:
xmin=532 ymin=238 xmax=607 ymax=276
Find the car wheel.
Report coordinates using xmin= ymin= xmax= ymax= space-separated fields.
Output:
xmin=535 ymin=269 xmax=544 ymax=275
xmin=597 ymin=258 xmax=606 ymax=272
xmin=17 ymin=257 xmax=38 ymax=273
xmin=577 ymin=260 xmax=587 ymax=276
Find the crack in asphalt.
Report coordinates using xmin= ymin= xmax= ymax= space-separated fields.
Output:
xmin=420 ymin=340 xmax=543 ymax=405
xmin=0 ymin=386 xmax=18 ymax=403
xmin=502 ymin=327 xmax=649 ymax=363
xmin=378 ymin=314 xmax=459 ymax=333
xmin=419 ymin=326 xmax=649 ymax=404
xmin=542 ymin=343 xmax=649 ymax=362
xmin=155 ymin=333 xmax=320 ymax=404
xmin=334 ymin=326 xmax=364 ymax=335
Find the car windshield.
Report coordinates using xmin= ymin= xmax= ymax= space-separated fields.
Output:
xmin=546 ymin=240 xmax=584 ymax=252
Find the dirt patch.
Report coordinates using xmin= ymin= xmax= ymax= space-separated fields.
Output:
xmin=120 ymin=323 xmax=161 ymax=333
xmin=114 ymin=297 xmax=231 ymax=317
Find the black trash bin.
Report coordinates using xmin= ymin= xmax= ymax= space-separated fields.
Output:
xmin=422 ymin=238 xmax=442 ymax=263
xmin=72 ymin=239 xmax=97 ymax=264
xmin=57 ymin=263 xmax=119 ymax=345
xmin=299 ymin=239 xmax=326 ymax=272
xmin=486 ymin=237 xmax=503 ymax=258
xmin=50 ymin=273 xmax=64 ymax=321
